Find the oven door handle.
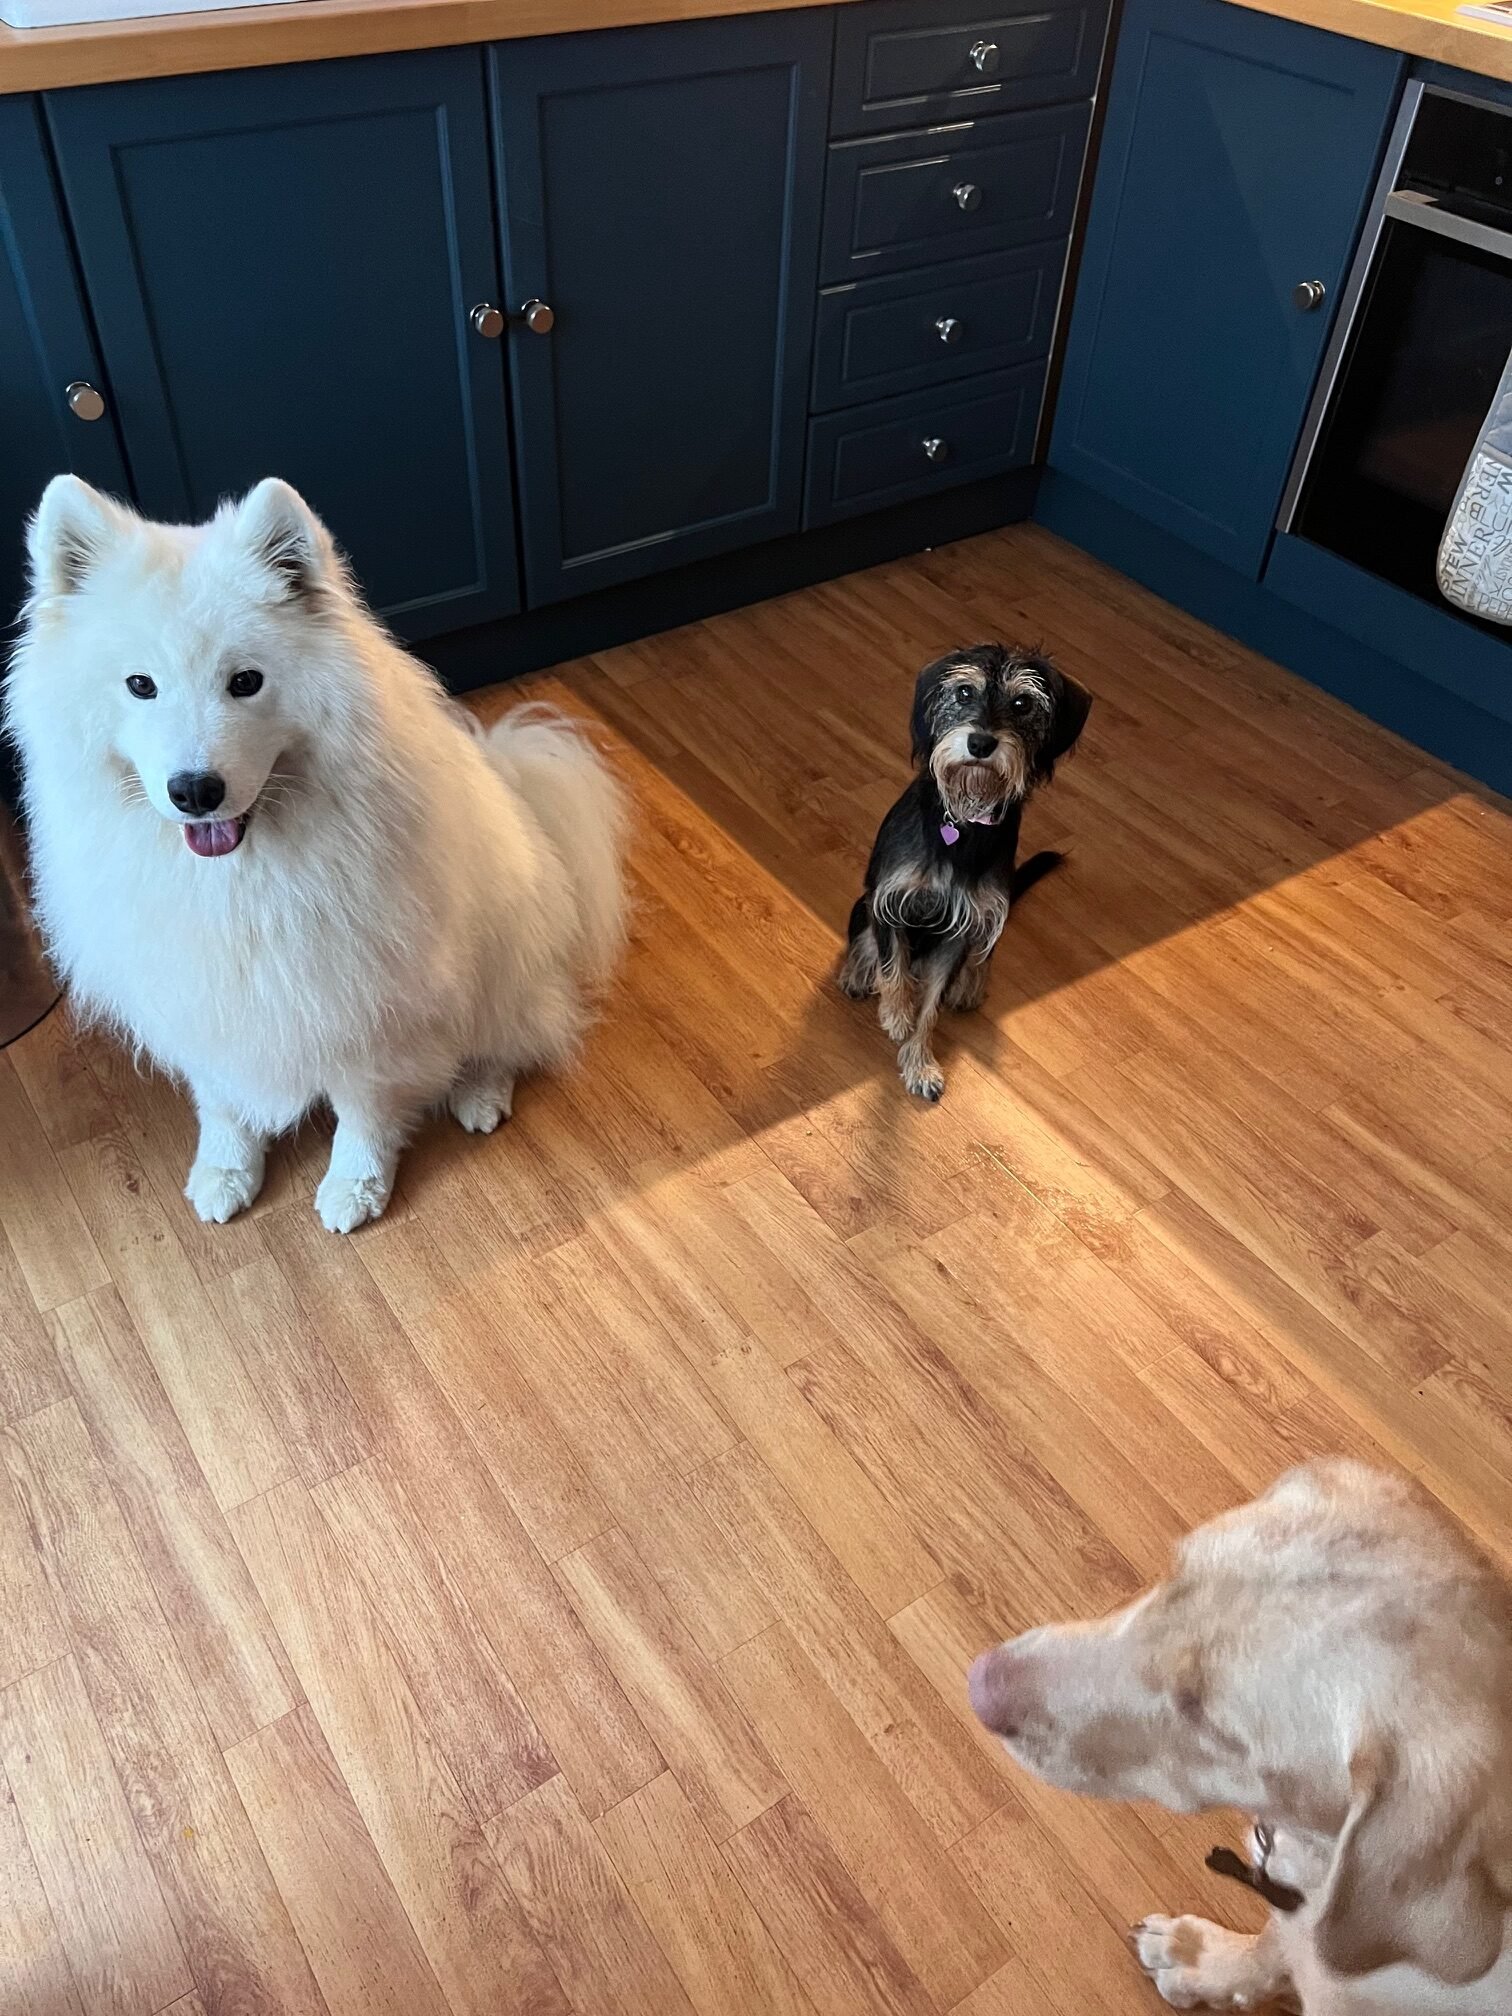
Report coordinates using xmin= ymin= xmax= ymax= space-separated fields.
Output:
xmin=1385 ymin=189 xmax=1512 ymax=264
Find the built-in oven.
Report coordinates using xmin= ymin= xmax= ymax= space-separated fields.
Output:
xmin=1280 ymin=81 xmax=1512 ymax=612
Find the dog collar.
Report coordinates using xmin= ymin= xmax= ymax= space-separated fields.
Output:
xmin=1205 ymin=1845 xmax=1303 ymax=1915
xmin=941 ymin=810 xmax=1000 ymax=845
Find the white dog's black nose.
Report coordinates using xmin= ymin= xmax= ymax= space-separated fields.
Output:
xmin=967 ymin=732 xmax=997 ymax=759
xmin=168 ymin=770 xmax=226 ymax=817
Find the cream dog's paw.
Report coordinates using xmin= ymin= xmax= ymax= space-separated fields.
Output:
xmin=1131 ymin=1917 xmax=1275 ymax=2011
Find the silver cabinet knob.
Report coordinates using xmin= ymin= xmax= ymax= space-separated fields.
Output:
xmin=921 ymin=437 xmax=950 ymax=463
xmin=969 ymin=39 xmax=1000 ymax=73
xmin=934 ymin=315 xmax=963 ymax=345
xmin=952 ymin=182 xmax=982 ymax=213
xmin=1293 ymin=279 xmax=1327 ymax=312
xmin=470 ymin=303 xmax=505 ymax=339
xmin=518 ymin=298 xmax=555 ymax=335
xmin=66 ymin=381 xmax=105 ymax=422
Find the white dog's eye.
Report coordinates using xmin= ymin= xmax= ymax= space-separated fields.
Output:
xmin=954 ymin=682 xmax=975 ymax=705
xmin=228 ymin=669 xmax=264 ymax=698
xmin=1009 ymin=691 xmax=1035 ymax=716
xmin=125 ymin=675 xmax=157 ymax=700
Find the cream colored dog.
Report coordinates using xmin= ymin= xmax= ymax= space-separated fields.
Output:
xmin=970 ymin=1461 xmax=1512 ymax=2013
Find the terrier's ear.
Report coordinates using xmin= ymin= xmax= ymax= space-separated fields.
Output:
xmin=1047 ymin=670 xmax=1093 ymax=761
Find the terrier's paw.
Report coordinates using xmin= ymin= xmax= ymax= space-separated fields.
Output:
xmin=945 ymin=962 xmax=987 ymax=1013
xmin=1131 ymin=1917 xmax=1273 ymax=2010
xmin=900 ymin=1051 xmax=945 ymax=1102
xmin=449 ymin=1075 xmax=515 ymax=1135
xmin=879 ymin=998 xmax=916 ymax=1043
xmin=185 ymin=1158 xmax=264 ymax=1225
xmin=315 ymin=1171 xmax=392 ymax=1234
xmin=837 ymin=935 xmax=879 ymax=1000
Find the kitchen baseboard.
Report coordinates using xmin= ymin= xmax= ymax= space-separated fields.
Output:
xmin=1036 ymin=470 xmax=1512 ymax=800
xmin=422 ymin=469 xmax=1040 ymax=697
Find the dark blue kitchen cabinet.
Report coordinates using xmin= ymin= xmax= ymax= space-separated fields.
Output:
xmin=45 ymin=50 xmax=520 ymax=637
xmin=1049 ymin=0 xmax=1402 ymax=576
xmin=489 ymin=13 xmax=831 ymax=605
xmin=0 ymin=95 xmax=130 ymax=639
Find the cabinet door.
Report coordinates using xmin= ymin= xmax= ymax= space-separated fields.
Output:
xmin=46 ymin=51 xmax=519 ymax=638
xmin=1049 ymin=0 xmax=1402 ymax=575
xmin=0 ymin=95 xmax=130 ymax=635
xmin=1 ymin=96 xmax=132 ymax=808
xmin=491 ymin=14 xmax=831 ymax=605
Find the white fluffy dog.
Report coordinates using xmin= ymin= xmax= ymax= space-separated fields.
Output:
xmin=6 ymin=476 xmax=626 ymax=1233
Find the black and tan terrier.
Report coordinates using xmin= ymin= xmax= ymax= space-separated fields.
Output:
xmin=839 ymin=643 xmax=1091 ymax=1100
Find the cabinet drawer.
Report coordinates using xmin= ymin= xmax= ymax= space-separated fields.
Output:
xmin=832 ymin=0 xmax=1109 ymax=138
xmin=813 ymin=241 xmax=1062 ymax=411
xmin=804 ymin=363 xmax=1045 ymax=525
xmin=820 ymin=102 xmax=1090 ymax=282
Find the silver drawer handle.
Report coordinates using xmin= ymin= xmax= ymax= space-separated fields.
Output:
xmin=922 ymin=437 xmax=950 ymax=463
xmin=1292 ymin=279 xmax=1326 ymax=312
xmin=517 ymin=298 xmax=556 ymax=335
xmin=66 ymin=380 xmax=106 ymax=422
xmin=935 ymin=315 xmax=963 ymax=345
xmin=953 ymin=182 xmax=982 ymax=213
xmin=470 ymin=303 xmax=505 ymax=339
xmin=969 ymin=39 xmax=1000 ymax=73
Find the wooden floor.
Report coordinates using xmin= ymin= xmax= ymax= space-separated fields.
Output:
xmin=4 ymin=522 xmax=1512 ymax=2016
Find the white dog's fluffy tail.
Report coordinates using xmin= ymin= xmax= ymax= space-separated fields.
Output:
xmin=484 ymin=705 xmax=628 ymax=990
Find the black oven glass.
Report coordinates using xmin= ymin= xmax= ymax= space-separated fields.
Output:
xmin=1294 ymin=220 xmax=1512 ymax=604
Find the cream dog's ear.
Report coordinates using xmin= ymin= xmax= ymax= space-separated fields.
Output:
xmin=1316 ymin=1737 xmax=1504 ymax=1986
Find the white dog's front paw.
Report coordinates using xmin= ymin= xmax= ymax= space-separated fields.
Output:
xmin=1131 ymin=1917 xmax=1273 ymax=2010
xmin=186 ymin=1157 xmax=264 ymax=1225
xmin=315 ymin=1170 xmax=392 ymax=1234
xmin=448 ymin=1072 xmax=515 ymax=1135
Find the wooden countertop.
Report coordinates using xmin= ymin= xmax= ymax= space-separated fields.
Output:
xmin=0 ymin=0 xmax=854 ymax=93
xmin=1237 ymin=0 xmax=1512 ymax=82
xmin=3 ymin=0 xmax=1512 ymax=100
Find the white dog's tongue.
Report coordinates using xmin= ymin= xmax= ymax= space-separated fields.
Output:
xmin=183 ymin=817 xmax=244 ymax=858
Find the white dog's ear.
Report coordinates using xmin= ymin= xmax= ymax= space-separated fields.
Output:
xmin=27 ymin=475 xmax=129 ymax=598
xmin=1316 ymin=1737 xmax=1504 ymax=1985
xmin=230 ymin=479 xmax=338 ymax=603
